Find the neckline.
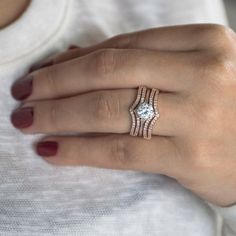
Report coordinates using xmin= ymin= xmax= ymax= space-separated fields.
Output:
xmin=0 ymin=0 xmax=70 ymax=65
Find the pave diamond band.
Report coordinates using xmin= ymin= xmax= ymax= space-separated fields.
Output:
xmin=129 ymin=86 xmax=160 ymax=140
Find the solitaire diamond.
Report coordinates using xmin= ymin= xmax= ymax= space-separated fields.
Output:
xmin=136 ymin=102 xmax=154 ymax=120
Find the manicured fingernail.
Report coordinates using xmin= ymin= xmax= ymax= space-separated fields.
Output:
xmin=68 ymin=45 xmax=79 ymax=50
xmin=11 ymin=75 xmax=33 ymax=100
xmin=36 ymin=141 xmax=58 ymax=157
xmin=29 ymin=60 xmax=54 ymax=72
xmin=11 ymin=107 xmax=34 ymax=129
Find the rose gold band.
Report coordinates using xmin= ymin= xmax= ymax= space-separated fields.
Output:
xmin=129 ymin=86 xmax=160 ymax=140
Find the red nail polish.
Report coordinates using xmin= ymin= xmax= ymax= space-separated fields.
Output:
xmin=11 ymin=75 xmax=33 ymax=100
xmin=29 ymin=60 xmax=54 ymax=72
xmin=36 ymin=141 xmax=58 ymax=157
xmin=11 ymin=107 xmax=34 ymax=129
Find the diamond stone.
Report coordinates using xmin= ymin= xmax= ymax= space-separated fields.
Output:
xmin=136 ymin=102 xmax=154 ymax=120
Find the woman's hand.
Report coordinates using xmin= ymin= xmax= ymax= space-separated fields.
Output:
xmin=10 ymin=24 xmax=236 ymax=207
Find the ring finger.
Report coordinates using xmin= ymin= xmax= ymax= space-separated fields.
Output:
xmin=11 ymin=89 xmax=186 ymax=136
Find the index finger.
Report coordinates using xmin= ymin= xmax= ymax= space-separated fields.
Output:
xmin=48 ymin=23 xmax=230 ymax=65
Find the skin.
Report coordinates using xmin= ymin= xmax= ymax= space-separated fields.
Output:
xmin=0 ymin=0 xmax=30 ymax=29
xmin=11 ymin=24 xmax=236 ymax=207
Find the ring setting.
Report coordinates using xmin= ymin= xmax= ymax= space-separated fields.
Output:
xmin=129 ymin=86 xmax=160 ymax=140
xmin=136 ymin=102 xmax=155 ymax=120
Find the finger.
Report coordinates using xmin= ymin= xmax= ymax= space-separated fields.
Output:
xmin=35 ymin=134 xmax=180 ymax=175
xmin=35 ymin=23 xmax=223 ymax=68
xmin=11 ymin=89 xmax=185 ymax=136
xmin=12 ymin=49 xmax=197 ymax=101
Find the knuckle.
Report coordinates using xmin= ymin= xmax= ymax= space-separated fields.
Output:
xmin=208 ymin=52 xmax=232 ymax=73
xmin=109 ymin=136 xmax=133 ymax=166
xmin=92 ymin=91 xmax=121 ymax=126
xmin=199 ymin=24 xmax=236 ymax=50
xmin=93 ymin=49 xmax=118 ymax=77
xmin=197 ymin=52 xmax=234 ymax=87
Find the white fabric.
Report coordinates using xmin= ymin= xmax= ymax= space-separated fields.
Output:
xmin=0 ymin=0 xmax=235 ymax=235
xmin=209 ymin=203 xmax=236 ymax=236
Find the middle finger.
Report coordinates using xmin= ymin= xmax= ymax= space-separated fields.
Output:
xmin=12 ymin=49 xmax=197 ymax=101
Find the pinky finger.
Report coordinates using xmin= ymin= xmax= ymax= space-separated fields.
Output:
xmin=36 ymin=134 xmax=180 ymax=175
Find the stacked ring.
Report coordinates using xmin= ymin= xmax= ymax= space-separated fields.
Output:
xmin=129 ymin=86 xmax=160 ymax=140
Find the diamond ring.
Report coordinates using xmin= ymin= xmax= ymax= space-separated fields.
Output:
xmin=129 ymin=86 xmax=160 ymax=140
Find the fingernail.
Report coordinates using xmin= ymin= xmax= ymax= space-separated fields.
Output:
xmin=11 ymin=75 xmax=33 ymax=100
xmin=29 ymin=60 xmax=54 ymax=72
xmin=36 ymin=141 xmax=58 ymax=157
xmin=11 ymin=107 xmax=34 ymax=129
xmin=68 ymin=45 xmax=79 ymax=50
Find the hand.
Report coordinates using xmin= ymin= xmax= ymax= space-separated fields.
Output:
xmin=11 ymin=24 xmax=236 ymax=207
